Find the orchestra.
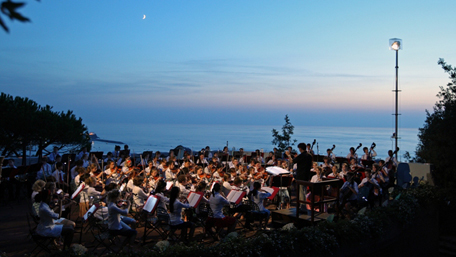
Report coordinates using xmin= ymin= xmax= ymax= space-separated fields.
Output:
xmin=24 ymin=142 xmax=401 ymax=251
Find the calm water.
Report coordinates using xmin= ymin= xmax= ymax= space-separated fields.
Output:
xmin=87 ymin=122 xmax=420 ymax=162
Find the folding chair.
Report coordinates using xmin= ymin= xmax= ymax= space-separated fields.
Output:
xmin=141 ymin=195 xmax=168 ymax=244
xmin=247 ymin=201 xmax=269 ymax=230
xmin=27 ymin=212 xmax=59 ymax=256
xmin=87 ymin=214 xmax=120 ymax=256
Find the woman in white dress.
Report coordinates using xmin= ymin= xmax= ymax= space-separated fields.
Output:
xmin=36 ymin=187 xmax=75 ymax=249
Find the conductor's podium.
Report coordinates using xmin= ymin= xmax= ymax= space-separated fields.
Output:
xmin=271 ymin=178 xmax=343 ymax=228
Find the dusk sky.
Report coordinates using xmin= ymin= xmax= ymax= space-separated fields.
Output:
xmin=1 ymin=0 xmax=455 ymax=129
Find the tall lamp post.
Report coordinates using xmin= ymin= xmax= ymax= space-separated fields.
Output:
xmin=389 ymin=38 xmax=402 ymax=160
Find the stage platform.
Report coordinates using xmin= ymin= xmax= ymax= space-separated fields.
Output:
xmin=271 ymin=208 xmax=332 ymax=228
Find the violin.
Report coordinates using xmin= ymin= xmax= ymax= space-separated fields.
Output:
xmin=117 ymin=199 xmax=128 ymax=208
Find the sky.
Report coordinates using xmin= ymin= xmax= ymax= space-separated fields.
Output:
xmin=1 ymin=0 xmax=455 ymax=130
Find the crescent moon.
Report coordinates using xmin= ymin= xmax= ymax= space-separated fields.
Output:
xmin=143 ymin=14 xmax=146 ymax=19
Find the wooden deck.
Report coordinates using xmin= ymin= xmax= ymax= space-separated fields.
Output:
xmin=271 ymin=208 xmax=332 ymax=228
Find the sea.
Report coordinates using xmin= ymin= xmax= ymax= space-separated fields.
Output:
xmin=86 ymin=122 xmax=420 ymax=162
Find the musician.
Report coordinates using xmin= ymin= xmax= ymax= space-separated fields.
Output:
xmin=248 ymin=181 xmax=271 ymax=225
xmin=340 ymin=173 xmax=359 ymax=207
xmin=361 ymin=147 xmax=377 ymax=160
xmin=36 ymin=188 xmax=75 ymax=250
xmin=287 ymin=143 xmax=313 ymax=213
xmin=169 ymin=186 xmax=195 ymax=242
xmin=212 ymin=166 xmax=224 ymax=182
xmin=79 ymin=177 xmax=103 ymax=217
xmin=207 ymin=183 xmax=237 ymax=234
xmin=204 ymin=146 xmax=213 ymax=159
xmin=385 ymin=150 xmax=398 ymax=170
xmin=73 ymin=167 xmax=86 ymax=187
xmin=211 ymin=153 xmax=220 ymax=165
xmin=104 ymin=161 xmax=120 ymax=185
xmin=121 ymin=159 xmax=134 ymax=176
xmin=153 ymin=180 xmax=170 ymax=210
xmin=321 ymin=156 xmax=332 ymax=170
xmin=310 ymin=167 xmax=324 ymax=183
xmin=180 ymin=159 xmax=191 ymax=170
xmin=37 ymin=157 xmax=53 ymax=180
xmin=238 ymin=148 xmax=245 ymax=164
xmin=75 ymin=147 xmax=88 ymax=161
xmin=358 ymin=169 xmax=380 ymax=207
xmin=148 ymin=168 xmax=160 ymax=189
xmin=306 ymin=144 xmax=315 ymax=156
xmin=232 ymin=177 xmax=249 ymax=193
xmin=273 ymin=148 xmax=281 ymax=160
xmin=228 ymin=158 xmax=239 ymax=169
xmin=349 ymin=158 xmax=363 ymax=171
xmin=103 ymin=152 xmax=114 ymax=163
xmin=113 ymin=145 xmax=121 ymax=160
xmin=196 ymin=154 xmax=208 ymax=167
xmin=326 ymin=148 xmax=336 ymax=163
xmin=52 ymin=162 xmax=68 ymax=189
xmin=31 ymin=180 xmax=46 ymax=203
xmin=340 ymin=163 xmax=350 ymax=178
xmin=165 ymin=161 xmax=177 ymax=181
xmin=266 ymin=153 xmax=277 ymax=166
xmin=81 ymin=153 xmax=90 ymax=168
xmin=175 ymin=175 xmax=191 ymax=198
xmin=166 ymin=150 xmax=176 ymax=162
xmin=48 ymin=146 xmax=60 ymax=163
xmin=327 ymin=166 xmax=344 ymax=180
xmin=106 ymin=189 xmax=137 ymax=249
xmin=221 ymin=174 xmax=232 ymax=196
xmin=253 ymin=149 xmax=264 ymax=164
xmin=346 ymin=147 xmax=358 ymax=160
xmin=132 ymin=176 xmax=148 ymax=211
xmin=70 ymin=160 xmax=83 ymax=180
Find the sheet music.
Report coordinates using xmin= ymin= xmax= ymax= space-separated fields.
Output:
xmin=166 ymin=181 xmax=173 ymax=191
xmin=187 ymin=192 xmax=202 ymax=207
xmin=226 ymin=190 xmax=245 ymax=204
xmin=83 ymin=204 xmax=98 ymax=221
xmin=71 ymin=183 xmax=85 ymax=200
xmin=143 ymin=196 xmax=159 ymax=213
xmin=261 ymin=187 xmax=275 ymax=195
xmin=266 ymin=166 xmax=290 ymax=175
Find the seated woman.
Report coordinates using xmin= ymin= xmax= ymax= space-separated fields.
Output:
xmin=153 ymin=180 xmax=170 ymax=210
xmin=107 ymin=189 xmax=137 ymax=248
xmin=168 ymin=186 xmax=195 ymax=242
xmin=247 ymin=181 xmax=271 ymax=228
xmin=36 ymin=187 xmax=75 ymax=250
xmin=32 ymin=180 xmax=46 ymax=203
xmin=207 ymin=183 xmax=237 ymax=234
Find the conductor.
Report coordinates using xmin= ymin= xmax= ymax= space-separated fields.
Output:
xmin=286 ymin=143 xmax=313 ymax=213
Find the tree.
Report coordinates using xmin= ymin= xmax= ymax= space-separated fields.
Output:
xmin=416 ymin=58 xmax=456 ymax=187
xmin=0 ymin=93 xmax=90 ymax=165
xmin=0 ymin=0 xmax=32 ymax=33
xmin=271 ymin=114 xmax=297 ymax=152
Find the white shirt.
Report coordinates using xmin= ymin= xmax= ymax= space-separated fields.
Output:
xmin=52 ymin=170 xmax=65 ymax=184
xmin=361 ymin=150 xmax=377 ymax=160
xmin=132 ymin=185 xmax=148 ymax=207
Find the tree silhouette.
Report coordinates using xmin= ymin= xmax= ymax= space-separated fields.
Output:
xmin=271 ymin=114 xmax=297 ymax=152
xmin=416 ymin=58 xmax=456 ymax=187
